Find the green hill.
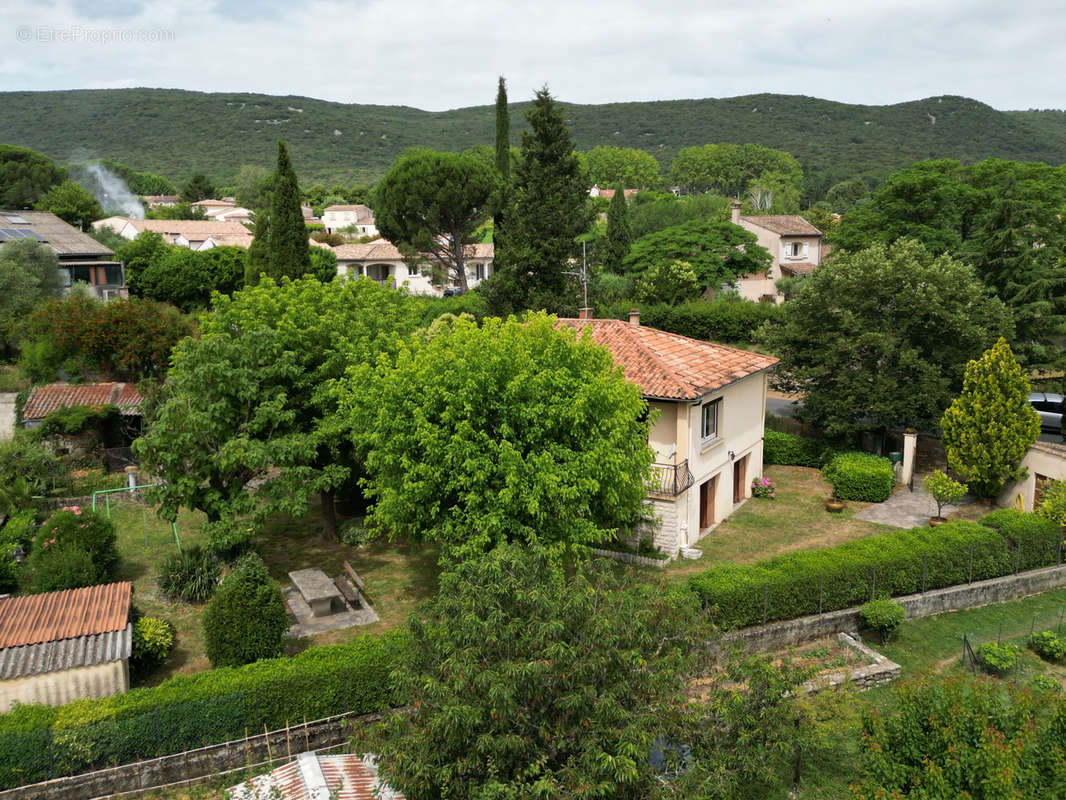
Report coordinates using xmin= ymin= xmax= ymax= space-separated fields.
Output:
xmin=1 ymin=88 xmax=1064 ymax=198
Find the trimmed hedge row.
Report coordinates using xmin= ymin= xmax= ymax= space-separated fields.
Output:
xmin=603 ymin=299 xmax=782 ymax=343
xmin=978 ymin=509 xmax=1063 ymax=571
xmin=823 ymin=452 xmax=895 ymax=502
xmin=0 ymin=632 xmax=404 ymax=788
xmin=689 ymin=521 xmax=1037 ymax=629
xmin=763 ymin=430 xmax=841 ymax=468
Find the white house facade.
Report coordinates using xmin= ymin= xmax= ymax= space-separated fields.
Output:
xmin=334 ymin=240 xmax=493 ymax=295
xmin=558 ymin=311 xmax=779 ymax=558
xmin=732 ymin=201 xmax=822 ymax=304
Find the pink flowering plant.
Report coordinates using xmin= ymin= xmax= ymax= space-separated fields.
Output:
xmin=33 ymin=507 xmax=119 ymax=578
xmin=751 ymin=476 xmax=776 ymax=499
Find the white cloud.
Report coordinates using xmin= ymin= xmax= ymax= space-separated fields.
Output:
xmin=0 ymin=0 xmax=1061 ymax=110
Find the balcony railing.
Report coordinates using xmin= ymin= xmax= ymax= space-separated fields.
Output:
xmin=648 ymin=459 xmax=695 ymax=497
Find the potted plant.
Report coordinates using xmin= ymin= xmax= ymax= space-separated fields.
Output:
xmin=825 ymin=495 xmax=845 ymax=513
xmin=924 ymin=469 xmax=968 ymax=525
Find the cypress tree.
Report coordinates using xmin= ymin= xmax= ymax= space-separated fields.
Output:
xmin=244 ymin=209 xmax=270 ymax=287
xmin=484 ymin=87 xmax=592 ymax=315
xmin=494 ymin=76 xmax=510 ymax=180
xmin=266 ymin=141 xmax=311 ymax=281
xmin=604 ymin=186 xmax=631 ymax=271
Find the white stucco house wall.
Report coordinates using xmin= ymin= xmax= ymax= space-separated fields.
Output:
xmin=558 ymin=311 xmax=779 ymax=558
xmin=323 ymin=204 xmax=378 ymax=237
xmin=731 ymin=201 xmax=822 ymax=303
xmin=0 ymin=582 xmax=132 ymax=713
xmin=997 ymin=441 xmax=1066 ymax=512
xmin=91 ymin=218 xmax=253 ymax=250
xmin=334 ymin=240 xmax=493 ymax=295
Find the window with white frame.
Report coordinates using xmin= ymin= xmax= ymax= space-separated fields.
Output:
xmin=701 ymin=398 xmax=720 ymax=442
xmin=785 ymin=241 xmax=808 ymax=259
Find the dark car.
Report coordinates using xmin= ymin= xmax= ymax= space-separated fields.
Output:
xmin=1029 ymin=392 xmax=1064 ymax=432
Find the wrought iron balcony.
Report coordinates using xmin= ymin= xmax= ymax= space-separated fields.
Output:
xmin=648 ymin=459 xmax=695 ymax=497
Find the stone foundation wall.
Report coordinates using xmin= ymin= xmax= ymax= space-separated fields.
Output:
xmin=648 ymin=496 xmax=681 ymax=557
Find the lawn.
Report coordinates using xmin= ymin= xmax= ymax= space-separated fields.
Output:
xmin=664 ymin=464 xmax=892 ymax=581
xmin=108 ymin=496 xmax=440 ymax=685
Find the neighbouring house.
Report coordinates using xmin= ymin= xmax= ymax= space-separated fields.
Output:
xmin=228 ymin=752 xmax=402 ymax=800
xmin=322 ymin=204 xmax=378 ymax=237
xmin=0 ymin=582 xmax=132 ymax=713
xmin=334 ymin=240 xmax=493 ymax=295
xmin=0 ymin=210 xmax=126 ymax=299
xmin=141 ymin=194 xmax=180 ymax=209
xmin=589 ymin=185 xmax=638 ymax=199
xmin=998 ymin=441 xmax=1066 ymax=512
xmin=558 ymin=310 xmax=779 ymax=558
xmin=191 ymin=199 xmax=255 ymax=225
xmin=92 ymin=218 xmax=254 ymax=250
xmin=22 ymin=382 xmax=143 ymax=454
xmin=731 ymin=200 xmax=822 ymax=303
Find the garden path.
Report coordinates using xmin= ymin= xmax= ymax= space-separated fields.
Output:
xmin=855 ymin=483 xmax=975 ymax=528
xmin=0 ymin=392 xmax=16 ymax=440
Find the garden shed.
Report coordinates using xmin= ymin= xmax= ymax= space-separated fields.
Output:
xmin=228 ymin=752 xmax=404 ymax=800
xmin=0 ymin=581 xmax=132 ymax=712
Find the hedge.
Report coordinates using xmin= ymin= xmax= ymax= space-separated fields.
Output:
xmin=763 ymin=430 xmax=841 ymax=468
xmin=602 ymin=299 xmax=781 ymax=344
xmin=0 ymin=632 xmax=404 ymax=788
xmin=823 ymin=452 xmax=895 ymax=502
xmin=689 ymin=521 xmax=1017 ymax=629
xmin=978 ymin=509 xmax=1063 ymax=571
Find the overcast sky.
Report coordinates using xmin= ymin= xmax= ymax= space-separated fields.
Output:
xmin=0 ymin=0 xmax=1061 ymax=112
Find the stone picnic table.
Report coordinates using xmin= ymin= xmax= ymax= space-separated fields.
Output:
xmin=288 ymin=567 xmax=343 ymax=618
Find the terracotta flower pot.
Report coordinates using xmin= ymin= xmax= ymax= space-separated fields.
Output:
xmin=826 ymin=498 xmax=845 ymax=513
xmin=929 ymin=516 xmax=946 ymax=527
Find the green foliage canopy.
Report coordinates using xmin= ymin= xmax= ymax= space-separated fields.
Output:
xmin=669 ymin=142 xmax=803 ymax=198
xmin=580 ymin=145 xmax=662 ymax=189
xmin=359 ymin=313 xmax=653 ymax=559
xmin=0 ymin=144 xmax=66 ymax=208
xmin=33 ymin=181 xmax=104 ymax=230
xmin=0 ymin=239 xmax=62 ymax=342
xmin=764 ymin=239 xmax=1013 ymax=438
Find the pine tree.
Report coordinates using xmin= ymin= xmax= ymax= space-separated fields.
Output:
xmin=940 ymin=337 xmax=1040 ymax=497
xmin=266 ymin=141 xmax=310 ymax=281
xmin=484 ymin=88 xmax=592 ymax=315
xmin=244 ymin=209 xmax=270 ymax=287
xmin=180 ymin=173 xmax=215 ymax=203
xmin=604 ymin=185 xmax=631 ymax=271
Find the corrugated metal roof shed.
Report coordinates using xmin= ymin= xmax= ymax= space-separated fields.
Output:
xmin=229 ymin=753 xmax=403 ymax=800
xmin=0 ymin=626 xmax=131 ymax=679
xmin=0 ymin=582 xmax=132 ymax=649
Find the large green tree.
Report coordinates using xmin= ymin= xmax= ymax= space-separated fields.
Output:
xmin=484 ymin=88 xmax=594 ymax=315
xmin=34 ymin=181 xmax=104 ymax=230
xmin=266 ymin=141 xmax=311 ymax=281
xmin=0 ymin=239 xmax=62 ymax=346
xmin=131 ymin=245 xmax=246 ymax=311
xmin=0 ymin=145 xmax=66 ymax=208
xmin=233 ymin=164 xmax=271 ymax=210
xmin=359 ymin=313 xmax=652 ymax=559
xmin=134 ymin=277 xmax=416 ymax=539
xmin=622 ymin=219 xmax=770 ymax=291
xmin=180 ymin=173 xmax=216 ymax=203
xmin=764 ymin=239 xmax=1013 ymax=438
xmin=668 ymin=142 xmax=802 ymax=198
xmin=375 ymin=149 xmax=497 ymax=292
xmin=580 ymin=145 xmax=662 ymax=189
xmin=940 ymin=337 xmax=1040 ymax=498
xmin=372 ymin=544 xmax=805 ymax=800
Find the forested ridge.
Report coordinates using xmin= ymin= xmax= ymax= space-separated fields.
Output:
xmin=2 ymin=88 xmax=1064 ymax=197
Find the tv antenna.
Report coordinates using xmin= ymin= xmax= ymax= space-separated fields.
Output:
xmin=563 ymin=240 xmax=590 ymax=310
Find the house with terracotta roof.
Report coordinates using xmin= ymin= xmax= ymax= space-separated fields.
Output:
xmin=334 ymin=240 xmax=493 ymax=296
xmin=228 ymin=752 xmax=402 ymax=800
xmin=22 ymin=382 xmax=143 ymax=431
xmin=91 ymin=218 xmax=254 ymax=251
xmin=0 ymin=582 xmax=132 ymax=712
xmin=730 ymin=200 xmax=822 ymax=303
xmin=1 ymin=211 xmax=126 ymax=300
xmin=558 ymin=311 xmax=778 ymax=557
xmin=322 ymin=204 xmax=378 ymax=237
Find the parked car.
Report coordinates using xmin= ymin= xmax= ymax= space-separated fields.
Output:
xmin=1029 ymin=392 xmax=1063 ymax=431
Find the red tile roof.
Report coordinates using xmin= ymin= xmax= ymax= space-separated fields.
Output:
xmin=0 ymin=582 xmax=132 ymax=649
xmin=740 ymin=215 xmax=822 ymax=236
xmin=22 ymin=382 xmax=142 ymax=420
xmin=230 ymin=753 xmax=403 ymax=800
xmin=557 ymin=318 xmax=778 ymax=400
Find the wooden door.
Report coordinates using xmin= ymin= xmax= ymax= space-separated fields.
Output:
xmin=733 ymin=456 xmax=747 ymax=504
xmin=699 ymin=476 xmax=716 ymax=531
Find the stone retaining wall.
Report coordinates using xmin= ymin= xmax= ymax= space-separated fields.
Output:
xmin=0 ymin=711 xmax=384 ymax=800
xmin=726 ymin=562 xmax=1066 ymax=652
xmin=799 ymin=633 xmax=901 ymax=695
xmin=590 ymin=548 xmax=669 ymax=568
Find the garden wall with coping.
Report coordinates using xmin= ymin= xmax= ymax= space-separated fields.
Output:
xmin=725 ymin=562 xmax=1066 ymax=653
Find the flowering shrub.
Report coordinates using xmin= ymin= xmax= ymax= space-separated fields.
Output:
xmin=750 ymin=476 xmax=776 ymax=499
xmin=33 ymin=507 xmax=118 ymax=580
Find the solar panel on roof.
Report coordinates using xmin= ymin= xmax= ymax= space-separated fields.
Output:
xmin=0 ymin=228 xmax=47 ymax=242
xmin=2 ymin=214 xmax=28 ymax=224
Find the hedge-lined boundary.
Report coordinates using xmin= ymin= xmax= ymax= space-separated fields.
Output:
xmin=689 ymin=511 xmax=1063 ymax=630
xmin=823 ymin=452 xmax=895 ymax=502
xmin=0 ymin=632 xmax=404 ymax=789
xmin=763 ymin=430 xmax=842 ymax=468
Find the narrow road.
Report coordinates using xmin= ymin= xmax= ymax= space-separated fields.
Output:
xmin=0 ymin=392 xmax=16 ymax=440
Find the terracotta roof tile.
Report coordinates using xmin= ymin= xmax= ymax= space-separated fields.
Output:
xmin=557 ymin=318 xmax=778 ymax=400
xmin=22 ymin=382 xmax=143 ymax=420
xmin=124 ymin=219 xmax=252 ymax=237
xmin=740 ymin=215 xmax=822 ymax=236
xmin=0 ymin=582 xmax=132 ymax=649
xmin=230 ymin=753 xmax=403 ymax=800
xmin=780 ymin=262 xmax=818 ymax=276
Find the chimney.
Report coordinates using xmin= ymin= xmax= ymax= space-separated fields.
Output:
xmin=578 ymin=307 xmax=593 ymax=320
xmin=628 ymin=308 xmax=640 ymax=326
xmin=730 ymin=199 xmax=741 ymax=225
